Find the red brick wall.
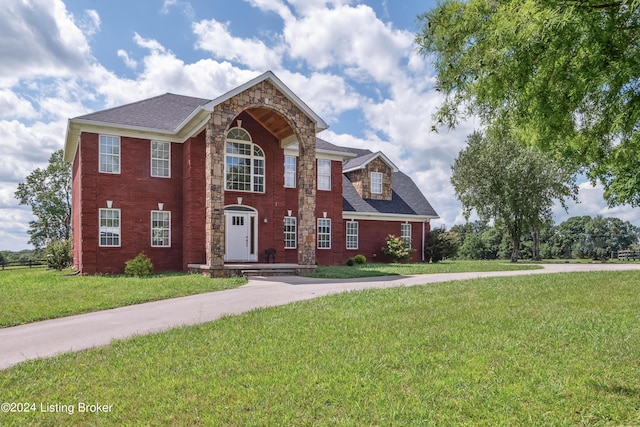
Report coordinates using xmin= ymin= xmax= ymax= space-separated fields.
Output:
xmin=182 ymin=132 xmax=206 ymax=269
xmin=76 ymin=133 xmax=185 ymax=274
xmin=71 ymin=148 xmax=82 ymax=270
xmin=315 ymin=159 xmax=345 ymax=265
xmin=344 ymin=219 xmax=428 ymax=264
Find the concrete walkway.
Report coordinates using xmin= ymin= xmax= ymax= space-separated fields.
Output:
xmin=2 ymin=263 xmax=639 ymax=370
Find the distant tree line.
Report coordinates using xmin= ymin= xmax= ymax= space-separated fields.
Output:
xmin=425 ymin=215 xmax=639 ymax=262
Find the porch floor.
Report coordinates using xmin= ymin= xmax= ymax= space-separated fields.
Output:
xmin=187 ymin=263 xmax=317 ymax=277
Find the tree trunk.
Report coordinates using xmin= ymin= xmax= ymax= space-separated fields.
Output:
xmin=510 ymin=236 xmax=520 ymax=263
xmin=532 ymin=228 xmax=540 ymax=260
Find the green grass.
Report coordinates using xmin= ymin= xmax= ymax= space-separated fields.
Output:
xmin=309 ymin=260 xmax=542 ymax=278
xmin=2 ymin=271 xmax=639 ymax=425
xmin=0 ymin=269 xmax=245 ymax=328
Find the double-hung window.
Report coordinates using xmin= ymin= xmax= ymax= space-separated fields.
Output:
xmin=346 ymin=221 xmax=359 ymax=250
xmin=401 ymin=223 xmax=412 ymax=246
xmin=225 ymin=128 xmax=265 ymax=192
xmin=99 ymin=208 xmax=121 ymax=247
xmin=284 ymin=156 xmax=296 ymax=188
xmin=151 ymin=141 xmax=171 ymax=177
xmin=99 ymin=135 xmax=120 ymax=174
xmin=371 ymin=172 xmax=383 ymax=194
xmin=317 ymin=218 xmax=332 ymax=249
xmin=151 ymin=210 xmax=171 ymax=247
xmin=317 ymin=159 xmax=331 ymax=191
xmin=284 ymin=216 xmax=297 ymax=249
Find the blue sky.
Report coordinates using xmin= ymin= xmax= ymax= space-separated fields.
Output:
xmin=0 ymin=0 xmax=636 ymax=251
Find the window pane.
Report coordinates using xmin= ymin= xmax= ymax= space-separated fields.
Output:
xmin=151 ymin=211 xmax=171 ymax=247
xmin=99 ymin=209 xmax=120 ymax=246
xmin=99 ymin=135 xmax=120 ymax=174
xmin=318 ymin=160 xmax=331 ymax=190
xmin=284 ymin=216 xmax=297 ymax=249
xmin=284 ymin=156 xmax=296 ymax=188
xmin=317 ymin=218 xmax=331 ymax=249
xmin=346 ymin=221 xmax=358 ymax=249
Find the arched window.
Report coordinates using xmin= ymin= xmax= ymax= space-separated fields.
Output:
xmin=225 ymin=127 xmax=265 ymax=192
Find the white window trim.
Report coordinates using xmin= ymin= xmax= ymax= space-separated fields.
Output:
xmin=284 ymin=156 xmax=296 ymax=188
xmin=151 ymin=141 xmax=171 ymax=178
xmin=284 ymin=216 xmax=297 ymax=249
xmin=346 ymin=221 xmax=359 ymax=250
xmin=151 ymin=210 xmax=171 ymax=248
xmin=401 ymin=223 xmax=412 ymax=246
xmin=371 ymin=172 xmax=383 ymax=194
xmin=317 ymin=218 xmax=332 ymax=249
xmin=317 ymin=159 xmax=331 ymax=191
xmin=99 ymin=208 xmax=121 ymax=247
xmin=99 ymin=135 xmax=121 ymax=174
xmin=224 ymin=128 xmax=265 ymax=193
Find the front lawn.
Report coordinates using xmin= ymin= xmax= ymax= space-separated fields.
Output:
xmin=2 ymin=271 xmax=638 ymax=425
xmin=308 ymin=259 xmax=542 ymax=278
xmin=0 ymin=269 xmax=245 ymax=328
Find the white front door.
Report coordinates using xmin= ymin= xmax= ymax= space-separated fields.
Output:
xmin=225 ymin=210 xmax=257 ymax=262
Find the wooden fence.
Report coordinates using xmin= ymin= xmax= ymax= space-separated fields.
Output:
xmin=0 ymin=259 xmax=47 ymax=270
xmin=617 ymin=250 xmax=640 ymax=261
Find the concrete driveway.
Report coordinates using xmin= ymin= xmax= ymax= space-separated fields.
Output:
xmin=1 ymin=263 xmax=639 ymax=370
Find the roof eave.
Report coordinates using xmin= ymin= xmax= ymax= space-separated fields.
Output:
xmin=342 ymin=211 xmax=439 ymax=222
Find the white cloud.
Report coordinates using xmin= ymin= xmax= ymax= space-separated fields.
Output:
xmin=79 ymin=9 xmax=100 ymax=36
xmin=0 ymin=0 xmax=92 ymax=86
xmin=0 ymin=90 xmax=37 ymax=119
xmin=193 ymin=19 xmax=282 ymax=70
xmin=282 ymin=4 xmax=413 ymax=83
xmin=117 ymin=49 xmax=138 ymax=69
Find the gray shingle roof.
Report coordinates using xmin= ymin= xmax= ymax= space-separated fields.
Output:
xmin=75 ymin=93 xmax=210 ymax=132
xmin=343 ymin=171 xmax=438 ymax=218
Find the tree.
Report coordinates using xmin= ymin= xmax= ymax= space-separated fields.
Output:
xmin=451 ymin=130 xmax=578 ymax=262
xmin=15 ymin=150 xmax=72 ymax=249
xmin=424 ymin=226 xmax=460 ymax=262
xmin=416 ymin=0 xmax=640 ymax=206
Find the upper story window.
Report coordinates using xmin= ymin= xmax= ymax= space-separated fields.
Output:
xmin=225 ymin=127 xmax=265 ymax=193
xmin=151 ymin=141 xmax=171 ymax=178
xmin=318 ymin=159 xmax=331 ymax=191
xmin=284 ymin=156 xmax=296 ymax=188
xmin=371 ymin=172 xmax=383 ymax=194
xmin=99 ymin=135 xmax=120 ymax=174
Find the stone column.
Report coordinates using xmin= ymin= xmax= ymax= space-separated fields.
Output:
xmin=205 ymin=118 xmax=225 ymax=274
xmin=297 ymin=118 xmax=317 ymax=266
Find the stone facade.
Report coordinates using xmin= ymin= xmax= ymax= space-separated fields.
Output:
xmin=205 ymin=80 xmax=317 ymax=274
xmin=345 ymin=157 xmax=393 ymax=201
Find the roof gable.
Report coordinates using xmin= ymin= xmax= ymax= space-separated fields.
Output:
xmin=204 ymin=71 xmax=328 ymax=132
xmin=343 ymin=151 xmax=399 ymax=173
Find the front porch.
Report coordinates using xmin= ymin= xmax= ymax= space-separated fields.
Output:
xmin=188 ymin=263 xmax=317 ymax=278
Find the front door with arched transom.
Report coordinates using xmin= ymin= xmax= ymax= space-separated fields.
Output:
xmin=224 ymin=205 xmax=258 ymax=262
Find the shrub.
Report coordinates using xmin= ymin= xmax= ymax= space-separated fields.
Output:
xmin=124 ymin=252 xmax=154 ymax=276
xmin=353 ymin=254 xmax=366 ymax=264
xmin=382 ymin=235 xmax=415 ymax=263
xmin=346 ymin=258 xmax=355 ymax=266
xmin=44 ymin=239 xmax=72 ymax=270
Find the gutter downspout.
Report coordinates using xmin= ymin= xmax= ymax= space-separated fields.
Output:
xmin=422 ymin=221 xmax=426 ymax=262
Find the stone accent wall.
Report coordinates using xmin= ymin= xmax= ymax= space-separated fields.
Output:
xmin=205 ymin=79 xmax=317 ymax=271
xmin=346 ymin=157 xmax=393 ymax=201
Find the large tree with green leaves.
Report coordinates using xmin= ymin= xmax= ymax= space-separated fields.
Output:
xmin=416 ymin=0 xmax=640 ymax=206
xmin=15 ymin=150 xmax=72 ymax=249
xmin=451 ymin=129 xmax=578 ymax=262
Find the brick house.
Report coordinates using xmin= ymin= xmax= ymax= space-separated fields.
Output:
xmin=63 ymin=71 xmax=438 ymax=275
